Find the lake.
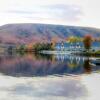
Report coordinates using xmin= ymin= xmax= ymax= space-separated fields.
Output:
xmin=0 ymin=52 xmax=100 ymax=100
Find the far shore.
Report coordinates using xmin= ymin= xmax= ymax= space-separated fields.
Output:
xmin=0 ymin=48 xmax=100 ymax=57
xmin=40 ymin=50 xmax=100 ymax=56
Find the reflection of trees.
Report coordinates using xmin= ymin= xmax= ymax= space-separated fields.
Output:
xmin=67 ymin=59 xmax=79 ymax=69
xmin=34 ymin=53 xmax=53 ymax=61
xmin=83 ymin=58 xmax=91 ymax=74
xmin=0 ymin=53 xmax=99 ymax=76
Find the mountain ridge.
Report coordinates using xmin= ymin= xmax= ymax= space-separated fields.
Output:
xmin=0 ymin=23 xmax=100 ymax=44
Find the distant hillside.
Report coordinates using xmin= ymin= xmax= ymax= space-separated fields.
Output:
xmin=0 ymin=23 xmax=100 ymax=44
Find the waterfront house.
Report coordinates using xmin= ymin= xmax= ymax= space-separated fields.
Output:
xmin=54 ymin=42 xmax=83 ymax=51
xmin=54 ymin=42 xmax=70 ymax=51
xmin=91 ymin=41 xmax=100 ymax=51
xmin=54 ymin=41 xmax=100 ymax=51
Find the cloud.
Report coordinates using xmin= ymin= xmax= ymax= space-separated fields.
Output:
xmin=3 ymin=4 xmax=83 ymax=22
xmin=43 ymin=4 xmax=82 ymax=21
xmin=0 ymin=76 xmax=87 ymax=100
xmin=0 ymin=0 xmax=100 ymax=28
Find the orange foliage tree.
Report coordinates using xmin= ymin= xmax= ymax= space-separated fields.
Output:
xmin=83 ymin=35 xmax=92 ymax=51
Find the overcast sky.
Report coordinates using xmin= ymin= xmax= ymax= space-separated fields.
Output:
xmin=0 ymin=0 xmax=100 ymax=28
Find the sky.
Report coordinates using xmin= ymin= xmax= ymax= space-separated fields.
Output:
xmin=0 ymin=0 xmax=100 ymax=28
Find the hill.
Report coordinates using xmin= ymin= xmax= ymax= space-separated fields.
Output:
xmin=0 ymin=23 xmax=100 ymax=44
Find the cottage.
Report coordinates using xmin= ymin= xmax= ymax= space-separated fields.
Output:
xmin=55 ymin=42 xmax=69 ymax=51
xmin=54 ymin=41 xmax=84 ymax=51
xmin=91 ymin=41 xmax=100 ymax=51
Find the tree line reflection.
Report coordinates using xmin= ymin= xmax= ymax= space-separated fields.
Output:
xmin=0 ymin=53 xmax=99 ymax=77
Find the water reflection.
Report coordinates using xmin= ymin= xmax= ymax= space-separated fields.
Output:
xmin=0 ymin=53 xmax=99 ymax=77
xmin=12 ymin=78 xmax=87 ymax=99
xmin=0 ymin=75 xmax=89 ymax=100
xmin=0 ymin=53 xmax=99 ymax=100
xmin=84 ymin=58 xmax=91 ymax=74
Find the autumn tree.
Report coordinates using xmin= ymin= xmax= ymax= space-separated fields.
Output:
xmin=83 ymin=35 xmax=92 ymax=51
xmin=18 ymin=44 xmax=26 ymax=52
xmin=33 ymin=43 xmax=53 ymax=52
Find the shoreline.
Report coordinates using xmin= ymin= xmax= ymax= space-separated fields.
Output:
xmin=40 ymin=50 xmax=100 ymax=57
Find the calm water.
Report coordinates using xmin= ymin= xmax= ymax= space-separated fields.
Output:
xmin=0 ymin=53 xmax=100 ymax=100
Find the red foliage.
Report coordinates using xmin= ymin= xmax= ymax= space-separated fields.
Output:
xmin=83 ymin=34 xmax=92 ymax=50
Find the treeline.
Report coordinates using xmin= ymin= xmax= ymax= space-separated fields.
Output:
xmin=33 ymin=43 xmax=54 ymax=52
xmin=16 ymin=43 xmax=54 ymax=53
xmin=7 ymin=34 xmax=100 ymax=53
